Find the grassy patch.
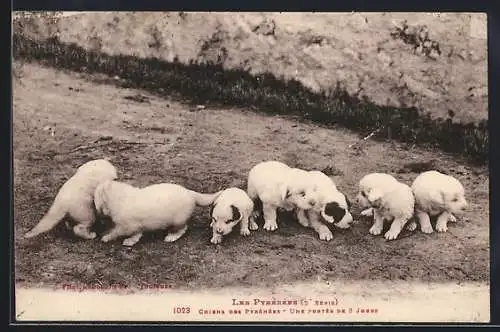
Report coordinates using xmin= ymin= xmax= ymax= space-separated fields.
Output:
xmin=12 ymin=33 xmax=488 ymax=164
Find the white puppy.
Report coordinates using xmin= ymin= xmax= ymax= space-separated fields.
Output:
xmin=247 ymin=161 xmax=319 ymax=232
xmin=209 ymin=187 xmax=256 ymax=244
xmin=295 ymin=170 xmax=354 ymax=241
xmin=94 ymin=180 xmax=222 ymax=246
xmin=409 ymin=170 xmax=467 ymax=233
xmin=356 ymin=173 xmax=415 ymax=240
xmin=24 ymin=159 xmax=118 ymax=240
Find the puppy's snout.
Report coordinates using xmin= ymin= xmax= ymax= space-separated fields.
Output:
xmin=309 ymin=199 xmax=316 ymax=207
xmin=216 ymin=227 xmax=224 ymax=234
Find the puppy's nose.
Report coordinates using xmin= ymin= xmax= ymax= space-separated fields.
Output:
xmin=309 ymin=199 xmax=316 ymax=206
xmin=216 ymin=228 xmax=224 ymax=234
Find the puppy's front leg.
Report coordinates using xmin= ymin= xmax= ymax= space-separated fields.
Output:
xmin=369 ymin=210 xmax=384 ymax=236
xmin=415 ymin=211 xmax=433 ymax=234
xmin=384 ymin=218 xmax=407 ymax=240
xmin=164 ymin=225 xmax=188 ymax=242
xmin=262 ymin=203 xmax=278 ymax=231
xmin=296 ymin=209 xmax=310 ymax=228
xmin=308 ymin=211 xmax=333 ymax=241
xmin=249 ymin=218 xmax=259 ymax=231
xmin=406 ymin=220 xmax=418 ymax=232
xmin=210 ymin=231 xmax=222 ymax=244
xmin=122 ymin=232 xmax=143 ymax=246
xmin=240 ymin=215 xmax=251 ymax=236
xmin=435 ymin=211 xmax=452 ymax=232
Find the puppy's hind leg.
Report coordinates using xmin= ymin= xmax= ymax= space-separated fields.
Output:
xmin=240 ymin=214 xmax=251 ymax=236
xmin=164 ymin=225 xmax=188 ymax=242
xmin=406 ymin=220 xmax=418 ymax=231
xmin=73 ymin=224 xmax=97 ymax=240
xmin=296 ymin=209 xmax=310 ymax=228
xmin=262 ymin=203 xmax=278 ymax=231
xmin=384 ymin=218 xmax=407 ymax=241
xmin=101 ymin=224 xmax=132 ymax=243
xmin=249 ymin=218 xmax=259 ymax=231
xmin=122 ymin=232 xmax=143 ymax=246
xmin=249 ymin=197 xmax=263 ymax=227
xmin=360 ymin=208 xmax=374 ymax=217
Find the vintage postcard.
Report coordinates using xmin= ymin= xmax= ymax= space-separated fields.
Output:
xmin=12 ymin=11 xmax=489 ymax=323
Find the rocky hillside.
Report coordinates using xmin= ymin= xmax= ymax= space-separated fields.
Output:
xmin=14 ymin=12 xmax=487 ymax=124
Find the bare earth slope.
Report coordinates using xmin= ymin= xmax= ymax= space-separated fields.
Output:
xmin=14 ymin=63 xmax=489 ymax=290
xmin=17 ymin=12 xmax=487 ymax=123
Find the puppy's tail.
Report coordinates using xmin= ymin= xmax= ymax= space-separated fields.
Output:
xmin=191 ymin=190 xmax=223 ymax=207
xmin=24 ymin=200 xmax=67 ymax=239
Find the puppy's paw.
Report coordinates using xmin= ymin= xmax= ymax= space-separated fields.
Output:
xmin=240 ymin=228 xmax=251 ymax=236
xmin=318 ymin=229 xmax=333 ymax=242
xmin=384 ymin=229 xmax=400 ymax=241
xmin=406 ymin=221 xmax=417 ymax=232
xmin=421 ymin=224 xmax=434 ymax=234
xmin=164 ymin=234 xmax=181 ymax=242
xmin=249 ymin=221 xmax=259 ymax=231
xmin=263 ymin=221 xmax=278 ymax=231
xmin=435 ymin=222 xmax=448 ymax=233
xmin=448 ymin=214 xmax=457 ymax=223
xmin=251 ymin=210 xmax=261 ymax=221
xmin=361 ymin=208 xmax=374 ymax=217
xmin=369 ymin=224 xmax=383 ymax=236
xmin=210 ymin=235 xmax=222 ymax=244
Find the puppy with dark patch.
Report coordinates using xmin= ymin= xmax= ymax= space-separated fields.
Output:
xmin=294 ymin=170 xmax=354 ymax=241
xmin=209 ymin=187 xmax=255 ymax=244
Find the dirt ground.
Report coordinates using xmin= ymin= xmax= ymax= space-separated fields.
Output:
xmin=14 ymin=62 xmax=490 ymax=291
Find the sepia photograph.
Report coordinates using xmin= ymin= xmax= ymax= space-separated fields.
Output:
xmin=12 ymin=11 xmax=489 ymax=323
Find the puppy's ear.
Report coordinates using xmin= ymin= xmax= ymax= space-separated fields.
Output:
xmin=367 ymin=189 xmax=383 ymax=209
xmin=230 ymin=205 xmax=242 ymax=221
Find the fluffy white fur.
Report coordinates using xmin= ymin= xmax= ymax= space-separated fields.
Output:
xmin=356 ymin=173 xmax=415 ymax=240
xmin=409 ymin=170 xmax=467 ymax=233
xmin=209 ymin=187 xmax=255 ymax=244
xmin=94 ymin=180 xmax=222 ymax=246
xmin=247 ymin=161 xmax=319 ymax=232
xmin=295 ymin=170 xmax=354 ymax=241
xmin=24 ymin=159 xmax=118 ymax=239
